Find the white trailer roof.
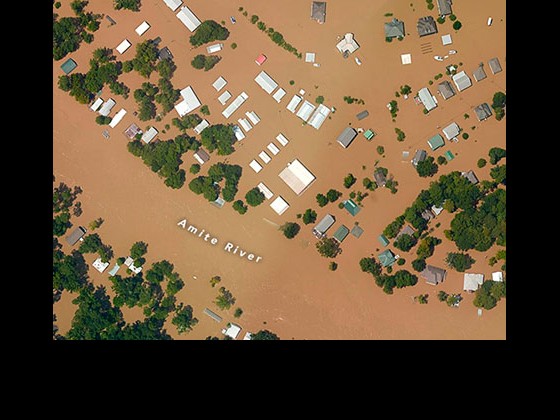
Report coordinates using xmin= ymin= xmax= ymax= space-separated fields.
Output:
xmin=249 ymin=159 xmax=263 ymax=173
xmin=254 ymin=71 xmax=278 ymax=94
xmin=92 ymin=257 xmax=109 ymax=273
xmin=135 ymin=21 xmax=151 ymax=36
xmin=193 ymin=119 xmax=210 ymax=134
xmin=442 ymin=122 xmax=460 ymax=140
xmin=418 ymin=87 xmax=437 ymax=111
xmin=222 ymin=92 xmax=248 ymax=118
xmin=296 ymin=100 xmax=316 ymax=121
xmin=90 ymin=97 xmax=104 ymax=112
xmin=238 ymin=118 xmax=252 ymax=132
xmin=270 ymin=196 xmax=289 ymax=215
xmin=212 ymin=76 xmax=227 ymax=91
xmin=272 ymin=88 xmax=286 ymax=103
xmin=176 ymin=6 xmax=201 ymax=32
xmin=286 ymin=95 xmax=302 ymax=113
xmin=463 ymin=273 xmax=484 ymax=292
xmin=174 ymin=86 xmax=201 ymax=116
xmin=258 ymin=151 xmax=271 ymax=164
xmin=109 ymin=108 xmax=127 ymax=128
xmin=141 ymin=126 xmax=158 ymax=143
xmin=257 ymin=182 xmax=274 ymax=199
xmin=308 ymin=104 xmax=331 ymax=129
xmin=217 ymin=90 xmax=232 ymax=105
xmin=278 ymin=159 xmax=316 ymax=195
xmin=98 ymin=99 xmax=116 ymax=116
xmin=206 ymin=43 xmax=223 ymax=53
xmin=116 ymin=39 xmax=132 ymax=54
xmin=276 ymin=133 xmax=289 ymax=146
xmin=233 ymin=125 xmax=245 ymax=141
xmin=163 ymin=0 xmax=183 ymax=11
xmin=267 ymin=142 xmax=280 ymax=155
xmin=245 ymin=111 xmax=260 ymax=125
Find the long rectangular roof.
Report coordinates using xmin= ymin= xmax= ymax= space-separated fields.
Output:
xmin=257 ymin=182 xmax=274 ymax=199
xmin=308 ymin=104 xmax=331 ymax=129
xmin=163 ymin=0 xmax=183 ymax=11
xmin=176 ymin=6 xmax=201 ymax=32
xmin=428 ymin=133 xmax=445 ymax=150
xmin=238 ymin=118 xmax=252 ymax=132
xmin=279 ymin=159 xmax=316 ymax=195
xmin=141 ymin=126 xmax=158 ymax=143
xmin=313 ymin=214 xmax=335 ymax=235
xmin=193 ymin=119 xmax=210 ymax=134
xmin=276 ymin=133 xmax=289 ymax=146
xmin=272 ymin=88 xmax=286 ymax=103
xmin=90 ymin=97 xmax=104 ymax=112
xmin=270 ymin=196 xmax=289 ymax=215
xmin=135 ymin=21 xmax=151 ymax=36
xmin=212 ymin=76 xmax=227 ymax=91
xmin=98 ymin=99 xmax=116 ymax=116
xmin=217 ymin=90 xmax=232 ymax=105
xmin=296 ymin=100 xmax=316 ymax=121
xmin=452 ymin=71 xmax=472 ymax=91
xmin=246 ymin=111 xmax=260 ymax=125
xmin=109 ymin=108 xmax=127 ymax=128
xmin=116 ymin=39 xmax=132 ymax=54
xmin=311 ymin=2 xmax=327 ymax=23
xmin=286 ymin=95 xmax=303 ymax=113
xmin=222 ymin=92 xmax=248 ymax=118
xmin=442 ymin=122 xmax=460 ymax=140
xmin=66 ymin=226 xmax=86 ymax=245
xmin=488 ymin=57 xmax=502 ymax=74
xmin=337 ymin=127 xmax=358 ymax=148
xmin=418 ymin=87 xmax=437 ymax=111
xmin=254 ymin=71 xmax=278 ymax=94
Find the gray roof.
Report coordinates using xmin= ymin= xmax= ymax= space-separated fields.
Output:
xmin=474 ymin=103 xmax=493 ymax=121
xmin=313 ymin=214 xmax=335 ymax=236
xmin=356 ymin=110 xmax=369 ymax=120
xmin=417 ymin=16 xmax=438 ymax=37
xmin=311 ymin=2 xmax=327 ymax=23
xmin=374 ymin=170 xmax=387 ymax=187
xmin=442 ymin=122 xmax=460 ymax=140
xmin=397 ymin=224 xmax=415 ymax=239
xmin=488 ymin=57 xmax=502 ymax=74
xmin=66 ymin=226 xmax=86 ymax=246
xmin=385 ymin=18 xmax=405 ymax=38
xmin=333 ymin=224 xmax=350 ymax=243
xmin=351 ymin=225 xmax=364 ymax=238
xmin=452 ymin=71 xmax=472 ymax=91
xmin=437 ymin=0 xmax=453 ymax=16
xmin=462 ymin=170 xmax=479 ymax=185
xmin=412 ymin=149 xmax=427 ymax=166
xmin=421 ymin=209 xmax=435 ymax=221
xmin=437 ymin=80 xmax=456 ymax=100
xmin=194 ymin=148 xmax=210 ymax=163
xmin=337 ymin=127 xmax=358 ymax=148
xmin=421 ymin=265 xmax=447 ymax=285
xmin=473 ymin=65 xmax=487 ymax=82
xmin=158 ymin=46 xmax=173 ymax=60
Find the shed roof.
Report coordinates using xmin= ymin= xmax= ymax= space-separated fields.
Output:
xmin=193 ymin=148 xmax=210 ymax=164
xmin=351 ymin=225 xmax=364 ymax=238
xmin=385 ymin=18 xmax=405 ymax=38
xmin=344 ymin=199 xmax=361 ymax=216
xmin=397 ymin=224 xmax=415 ymax=239
xmin=61 ymin=58 xmax=77 ymax=74
xmin=488 ymin=57 xmax=502 ymax=74
xmin=461 ymin=170 xmax=479 ymax=185
xmin=437 ymin=0 xmax=453 ymax=15
xmin=333 ymin=225 xmax=350 ymax=242
xmin=313 ymin=214 xmax=335 ymax=236
xmin=270 ymin=196 xmax=289 ymax=215
xmin=428 ymin=134 xmax=445 ymax=150
xmin=163 ymin=0 xmax=183 ymax=11
xmin=418 ymin=87 xmax=437 ymax=111
xmin=158 ymin=47 xmax=173 ymax=60
xmin=452 ymin=71 xmax=472 ymax=91
xmin=141 ymin=126 xmax=158 ymax=143
xmin=473 ymin=65 xmax=487 ymax=82
xmin=337 ymin=127 xmax=358 ymax=148
xmin=212 ymin=76 xmax=227 ymax=91
xmin=66 ymin=226 xmax=86 ymax=246
xmin=378 ymin=234 xmax=390 ymax=247
xmin=374 ymin=170 xmax=387 ymax=187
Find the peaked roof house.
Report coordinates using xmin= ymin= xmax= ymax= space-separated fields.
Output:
xmin=311 ymin=1 xmax=327 ymax=24
xmin=474 ymin=103 xmax=493 ymax=121
xmin=463 ymin=273 xmax=484 ymax=292
xmin=343 ymin=199 xmax=361 ymax=216
xmin=313 ymin=214 xmax=335 ymax=238
xmin=396 ymin=224 xmax=415 ymax=239
xmin=385 ymin=18 xmax=405 ymax=38
xmin=373 ymin=169 xmax=387 ymax=187
xmin=333 ymin=225 xmax=350 ymax=243
xmin=337 ymin=127 xmax=358 ymax=148
xmin=378 ymin=249 xmax=396 ymax=267
xmin=442 ymin=122 xmax=460 ymax=140
xmin=418 ymin=87 xmax=438 ymax=112
xmin=452 ymin=70 xmax=472 ymax=91
xmin=193 ymin=148 xmax=210 ymax=165
xmin=473 ymin=65 xmax=487 ymax=82
xmin=417 ymin=16 xmax=438 ymax=37
xmin=437 ymin=81 xmax=456 ymax=100
xmin=158 ymin=46 xmax=173 ymax=60
xmin=436 ymin=0 xmax=453 ymax=16
xmin=421 ymin=265 xmax=447 ymax=285
xmin=488 ymin=57 xmax=502 ymax=74
xmin=336 ymin=33 xmax=360 ymax=56
xmin=412 ymin=149 xmax=427 ymax=166
xmin=461 ymin=170 xmax=479 ymax=185
xmin=427 ymin=134 xmax=445 ymax=151
xmin=66 ymin=226 xmax=86 ymax=246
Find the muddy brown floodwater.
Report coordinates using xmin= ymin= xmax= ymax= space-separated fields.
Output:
xmin=54 ymin=0 xmax=506 ymax=339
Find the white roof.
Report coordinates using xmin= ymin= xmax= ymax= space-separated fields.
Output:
xmin=176 ymin=6 xmax=201 ymax=32
xmin=238 ymin=118 xmax=252 ymax=132
xmin=336 ymin=33 xmax=359 ymax=54
xmin=246 ymin=111 xmax=260 ymax=125
xmin=243 ymin=332 xmax=252 ymax=340
xmin=175 ymin=86 xmax=201 ymax=116
xmin=249 ymin=159 xmax=262 ymax=173
xmin=401 ymin=53 xmax=412 ymax=65
xmin=258 ymin=151 xmax=271 ymax=164
xmin=452 ymin=70 xmax=472 ymax=91
xmin=223 ymin=323 xmax=242 ymax=339
xmin=206 ymin=43 xmax=223 ymax=53
xmin=463 ymin=273 xmax=484 ymax=292
xmin=163 ymin=0 xmax=182 ymax=11
xmin=267 ymin=142 xmax=280 ymax=155
xmin=272 ymin=88 xmax=286 ymax=103
xmin=257 ymin=182 xmax=274 ymax=199
xmin=141 ymin=126 xmax=158 ymax=143
xmin=129 ymin=262 xmax=142 ymax=274
xmin=286 ymin=95 xmax=303 ymax=113
xmin=212 ymin=76 xmax=227 ymax=91
xmin=492 ymin=271 xmax=503 ymax=282
xmin=193 ymin=119 xmax=209 ymax=134
xmin=270 ymin=196 xmax=289 ymax=215
xmin=233 ymin=125 xmax=245 ymax=141
xmin=90 ymin=97 xmax=104 ymax=112
xmin=193 ymin=148 xmax=210 ymax=165
xmin=124 ymin=256 xmax=134 ymax=267
xmin=135 ymin=21 xmax=151 ymax=36
xmin=276 ymin=133 xmax=289 ymax=146
xmin=98 ymin=99 xmax=116 ymax=116
xmin=218 ymin=90 xmax=232 ymax=105
xmin=431 ymin=205 xmax=443 ymax=216
xmin=109 ymin=108 xmax=127 ymax=128
xmin=222 ymin=92 xmax=248 ymax=118
xmin=92 ymin=257 xmax=109 ymax=273
xmin=442 ymin=122 xmax=460 ymax=140
xmin=116 ymin=39 xmax=132 ymax=54
xmin=441 ymin=34 xmax=452 ymax=45
xmin=254 ymin=71 xmax=278 ymax=94
xmin=296 ymin=100 xmax=316 ymax=121
xmin=418 ymin=87 xmax=437 ymax=111
xmin=279 ymin=159 xmax=316 ymax=195
xmin=308 ymin=104 xmax=331 ymax=129
xmin=305 ymin=52 xmax=316 ymax=63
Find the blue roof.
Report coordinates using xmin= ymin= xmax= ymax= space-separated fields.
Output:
xmin=378 ymin=234 xmax=390 ymax=247
xmin=378 ymin=249 xmax=396 ymax=267
xmin=344 ymin=199 xmax=361 ymax=216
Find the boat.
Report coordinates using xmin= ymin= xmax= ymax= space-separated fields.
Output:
xmin=230 ymin=16 xmax=236 ymax=24
xmin=448 ymin=50 xmax=457 ymax=55
xmin=487 ymin=17 xmax=493 ymax=26
xmin=434 ymin=56 xmax=444 ymax=61
xmin=354 ymin=57 xmax=362 ymax=66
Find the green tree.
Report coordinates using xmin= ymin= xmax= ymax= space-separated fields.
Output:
xmin=251 ymin=330 xmax=280 ymax=340
xmin=344 ymin=174 xmax=357 ymax=188
xmin=473 ymin=281 xmax=497 ymax=310
xmin=416 ymin=156 xmax=439 ymax=177
xmin=359 ymin=257 xmax=382 ymax=276
xmin=281 ymin=222 xmax=300 ymax=239
xmin=477 ymin=158 xmax=487 ymax=168
xmin=53 ymin=250 xmax=89 ymax=292
xmin=190 ymin=163 xmax=200 ymax=174
xmin=437 ymin=291 xmax=449 ymax=302
xmin=71 ymin=0 xmax=88 ymax=15
xmin=488 ymin=147 xmax=506 ymax=164
xmin=492 ymin=92 xmax=506 ymax=109
xmin=316 ymin=237 xmax=341 ymax=258
xmin=130 ymin=241 xmax=148 ymax=262
xmin=393 ymin=270 xmax=418 ymax=288
xmin=200 ymin=105 xmax=210 ymax=115
xmin=445 ymin=252 xmax=475 ymax=272
xmin=200 ymin=124 xmax=236 ymax=155
xmin=114 ymin=0 xmax=141 ymax=12
xmin=215 ymin=286 xmax=235 ymax=310
xmin=416 ymin=294 xmax=429 ymax=304
xmin=95 ymin=115 xmax=112 ymax=125
xmin=316 ymin=95 xmax=324 ymax=104
xmin=453 ymin=21 xmax=462 ymax=30
xmin=302 ymin=209 xmax=317 ymax=225
xmin=210 ymin=275 xmax=221 ymax=288
xmin=326 ymin=189 xmax=342 ymax=202
xmin=234 ymin=308 xmax=243 ymax=318
xmin=172 ymin=303 xmax=198 ymax=334
xmin=190 ymin=20 xmax=230 ymax=47
xmin=132 ymin=40 xmax=159 ymax=78
xmin=383 ymin=216 xmax=405 ymax=239
xmin=412 ymin=258 xmax=426 ymax=272
xmin=233 ymin=200 xmax=248 ymax=214
xmin=316 ymin=193 xmax=328 ymax=207
xmin=245 ymin=187 xmax=265 ymax=207
xmin=394 ymin=233 xmax=417 ymax=252
xmin=395 ymin=128 xmax=406 ymax=141
xmin=377 ymin=146 xmax=385 ymax=155
xmin=490 ymin=164 xmax=506 ymax=185
xmin=53 ymin=212 xmax=72 ymax=236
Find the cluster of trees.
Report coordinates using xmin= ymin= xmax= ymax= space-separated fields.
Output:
xmin=190 ymin=20 xmax=230 ymax=47
xmin=393 ymin=233 xmax=417 ymax=252
xmin=473 ymin=280 xmax=506 ymax=310
xmin=53 ymin=1 xmax=101 ymax=60
xmin=134 ymin=82 xmax=158 ymax=121
xmin=233 ymin=200 xmax=248 ymax=214
xmin=114 ymin=0 xmax=141 ymax=11
xmin=416 ymin=156 xmax=439 ymax=177
xmin=189 ymin=162 xmax=242 ymax=202
xmin=388 ymin=100 xmax=399 ymax=118
xmin=360 ymin=257 xmax=418 ymax=294
xmin=53 ymin=182 xmax=83 ymax=236
xmin=343 ymin=96 xmax=365 ymax=104
xmin=251 ymin=330 xmax=280 ymax=340
xmin=281 ymin=222 xmax=300 ymax=239
xmin=362 ymin=177 xmax=377 ymax=191
xmin=343 ymin=174 xmax=357 ymax=189
xmin=200 ymin=124 xmax=236 ymax=155
xmin=245 ymin=187 xmax=265 ymax=207
xmin=128 ymin=40 xmax=159 ymax=78
xmin=445 ymin=252 xmax=475 ymax=272
xmin=173 ymin=114 xmax=202 ymax=131
xmin=316 ymin=237 xmax=341 ymax=258
xmin=492 ymin=91 xmax=506 ymax=121
xmin=95 ymin=115 xmax=112 ymax=125
xmin=488 ymin=147 xmax=506 ymax=165
xmin=247 ymin=14 xmax=302 ymax=58
xmin=395 ymin=128 xmax=406 ymax=141
xmin=215 ymin=287 xmax=236 ymax=310
xmin=172 ymin=303 xmax=198 ymax=334
xmin=53 ymin=245 xmax=89 ymax=292
xmin=129 ymin=241 xmax=147 ymax=266
xmin=302 ymin=209 xmax=317 ymax=225
xmin=316 ymin=189 xmax=342 ymax=207
xmin=437 ymin=291 xmax=463 ymax=307
xmin=79 ymin=233 xmax=114 ymax=263
xmin=155 ymin=78 xmax=180 ymax=114
xmin=128 ymin=134 xmax=199 ymax=189
xmin=191 ymin=54 xmax=222 ymax=71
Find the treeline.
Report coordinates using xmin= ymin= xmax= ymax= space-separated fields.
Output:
xmin=53 ymin=181 xmax=83 ymax=237
xmin=244 ymin=11 xmax=302 ymax=59
xmin=53 ymin=0 xmax=101 ymax=60
xmin=189 ymin=163 xmax=242 ymax=202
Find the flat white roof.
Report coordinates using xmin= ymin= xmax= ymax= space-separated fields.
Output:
xmin=109 ymin=108 xmax=127 ymax=128
xmin=270 ymin=196 xmax=289 ymax=215
xmin=254 ymin=71 xmax=278 ymax=94
xmin=212 ymin=76 xmax=227 ymax=92
xmin=442 ymin=122 xmax=460 ymax=140
xmin=492 ymin=271 xmax=503 ymax=282
xmin=116 ymin=39 xmax=132 ymax=54
xmin=279 ymin=159 xmax=316 ymax=195
xmin=276 ymin=133 xmax=289 ymax=146
xmin=243 ymin=332 xmax=252 ymax=340
xmin=463 ymin=273 xmax=484 ymax=292
xmin=90 ymin=97 xmax=104 ymax=112
xmin=193 ymin=119 xmax=210 ymax=134
xmin=206 ymin=43 xmax=223 ymax=53
xmin=296 ymin=100 xmax=316 ymax=121
xmin=163 ymin=0 xmax=183 ymax=11
xmin=98 ymin=99 xmax=116 ymax=116
xmin=286 ymin=95 xmax=303 ymax=113
xmin=238 ymin=118 xmax=252 ymax=132
xmin=222 ymin=92 xmax=248 ymax=118
xmin=141 ymin=126 xmax=158 ymax=143
xmin=124 ymin=256 xmax=134 ymax=267
xmin=272 ymin=88 xmax=286 ymax=103
xmin=135 ymin=21 xmax=151 ymax=36
xmin=233 ymin=125 xmax=245 ymax=141
xmin=92 ymin=257 xmax=109 ymax=273
xmin=305 ymin=52 xmax=316 ymax=63
xmin=249 ymin=159 xmax=263 ymax=173
xmin=129 ymin=262 xmax=142 ymax=274
xmin=401 ymin=53 xmax=412 ymax=65
xmin=418 ymin=87 xmax=437 ymax=111
xmin=452 ymin=70 xmax=472 ymax=91
xmin=218 ymin=90 xmax=232 ymax=105
xmin=267 ymin=142 xmax=280 ymax=155
xmin=441 ymin=34 xmax=452 ymax=45
xmin=175 ymin=86 xmax=201 ymax=116
xmin=258 ymin=151 xmax=271 ymax=164
xmin=257 ymin=182 xmax=274 ymax=199
xmin=223 ymin=323 xmax=241 ymax=339
xmin=176 ymin=6 xmax=201 ymax=32
xmin=308 ymin=104 xmax=331 ymax=129
xmin=336 ymin=33 xmax=359 ymax=54
xmin=246 ymin=111 xmax=260 ymax=125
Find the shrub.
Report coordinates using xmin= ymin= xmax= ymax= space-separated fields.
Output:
xmin=477 ymin=158 xmax=487 ymax=168
xmin=395 ymin=128 xmax=406 ymax=141
xmin=462 ymin=133 xmax=469 ymax=140
xmin=329 ymin=262 xmax=338 ymax=271
xmin=437 ymin=156 xmax=447 ymax=165
xmin=453 ymin=21 xmax=462 ymax=30
xmin=397 ymin=258 xmax=405 ymax=266
xmin=450 ymin=14 xmax=457 ymax=21
xmin=245 ymin=187 xmax=265 ymax=207
xmin=377 ymin=145 xmax=385 ymax=155
xmin=315 ymin=95 xmax=324 ymax=104
xmin=289 ymin=80 xmax=295 ymax=85
xmin=189 ymin=164 xmax=200 ymax=174
xmin=231 ymin=42 xmax=237 ymax=49
xmin=316 ymin=193 xmax=328 ymax=207
xmin=302 ymin=209 xmax=317 ymax=225
xmin=326 ymin=189 xmax=342 ymax=202
xmin=343 ymin=174 xmax=356 ymax=188
xmin=281 ymin=222 xmax=300 ymax=239
xmin=412 ymin=258 xmax=426 ymax=272
xmin=200 ymin=105 xmax=210 ymax=115
xmin=250 ymin=15 xmax=259 ymax=24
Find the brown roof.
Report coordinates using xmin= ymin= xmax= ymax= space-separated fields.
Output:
xmin=396 ymin=224 xmax=415 ymax=239
xmin=421 ymin=265 xmax=447 ymax=285
xmin=374 ymin=170 xmax=387 ymax=187
xmin=311 ymin=2 xmax=327 ymax=23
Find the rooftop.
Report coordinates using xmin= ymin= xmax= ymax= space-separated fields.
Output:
xmin=474 ymin=103 xmax=493 ymax=121
xmin=437 ymin=0 xmax=453 ymax=15
xmin=418 ymin=87 xmax=437 ymax=111
xmin=222 ymin=323 xmax=242 ymax=339
xmin=437 ymin=80 xmax=455 ymax=100
xmin=344 ymin=199 xmax=361 ymax=216
xmin=60 ymin=58 xmax=77 ymax=75
xmin=336 ymin=33 xmax=360 ymax=55
xmin=278 ymin=159 xmax=316 ymax=195
xmin=428 ymin=133 xmax=445 ymax=151
xmin=412 ymin=149 xmax=427 ymax=166
xmin=461 ymin=170 xmax=479 ymax=185
xmin=421 ymin=265 xmax=447 ymax=285
xmin=463 ymin=273 xmax=484 ymax=292
xmin=452 ymin=70 xmax=472 ymax=91
xmin=488 ymin=57 xmax=502 ymax=74
xmin=417 ymin=16 xmax=438 ymax=37
xmin=337 ymin=127 xmax=358 ymax=148
xmin=351 ymin=225 xmax=364 ymax=238
xmin=473 ymin=65 xmax=487 ymax=82
xmin=378 ymin=234 xmax=390 ymax=247
xmin=378 ymin=249 xmax=396 ymax=267
xmin=442 ymin=122 xmax=460 ymax=140
xmin=385 ymin=18 xmax=405 ymax=38
xmin=311 ymin=1 xmax=327 ymax=24
xmin=333 ymin=225 xmax=350 ymax=242
xmin=374 ymin=169 xmax=387 ymax=187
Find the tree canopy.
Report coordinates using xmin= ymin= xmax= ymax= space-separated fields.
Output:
xmin=302 ymin=209 xmax=317 ymax=225
xmin=316 ymin=237 xmax=341 ymax=258
xmin=251 ymin=330 xmax=280 ymax=340
xmin=114 ymin=0 xmax=141 ymax=11
xmin=172 ymin=303 xmax=198 ymax=334
xmin=200 ymin=124 xmax=236 ymax=155
xmin=281 ymin=222 xmax=300 ymax=239
xmin=445 ymin=252 xmax=475 ymax=272
xmin=416 ymin=156 xmax=439 ymax=177
xmin=393 ymin=233 xmax=417 ymax=252
xmin=190 ymin=20 xmax=230 ymax=47
xmin=245 ymin=188 xmax=265 ymax=207
xmin=488 ymin=147 xmax=506 ymax=165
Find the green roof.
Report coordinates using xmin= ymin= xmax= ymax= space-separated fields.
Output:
xmin=444 ymin=150 xmax=455 ymax=161
xmin=344 ymin=199 xmax=361 ymax=216
xmin=427 ymin=134 xmax=445 ymax=151
xmin=378 ymin=249 xmax=396 ymax=267
xmin=378 ymin=234 xmax=390 ymax=247
xmin=364 ymin=129 xmax=375 ymax=140
xmin=351 ymin=225 xmax=364 ymax=238
xmin=61 ymin=58 xmax=77 ymax=75
xmin=333 ymin=225 xmax=350 ymax=242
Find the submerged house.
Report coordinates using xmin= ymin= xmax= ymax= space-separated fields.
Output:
xmin=428 ymin=133 xmax=445 ymax=151
xmin=488 ymin=57 xmax=502 ymax=74
xmin=473 ymin=65 xmax=487 ymax=82
xmin=333 ymin=225 xmax=350 ymax=243
xmin=474 ymin=103 xmax=493 ymax=121
xmin=436 ymin=0 xmax=453 ymax=16
xmin=418 ymin=87 xmax=438 ymax=112
xmin=385 ymin=18 xmax=405 ymax=39
xmin=311 ymin=1 xmax=327 ymax=24
xmin=378 ymin=249 xmax=396 ymax=267
xmin=421 ymin=265 xmax=447 ymax=285
xmin=437 ymin=81 xmax=456 ymax=100
xmin=461 ymin=170 xmax=479 ymax=185
xmin=373 ymin=169 xmax=387 ymax=187
xmin=336 ymin=33 xmax=360 ymax=57
xmin=313 ymin=214 xmax=335 ymax=238
xmin=343 ymin=199 xmax=361 ymax=216
xmin=337 ymin=127 xmax=358 ymax=148
xmin=412 ymin=149 xmax=427 ymax=166
xmin=417 ymin=16 xmax=438 ymax=37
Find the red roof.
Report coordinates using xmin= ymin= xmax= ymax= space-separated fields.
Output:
xmin=255 ymin=54 xmax=267 ymax=65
